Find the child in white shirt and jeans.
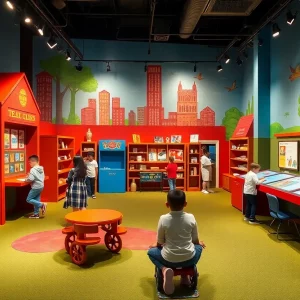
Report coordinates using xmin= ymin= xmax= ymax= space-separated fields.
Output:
xmin=243 ymin=163 xmax=265 ymax=224
xmin=84 ymin=152 xmax=98 ymax=199
xmin=148 ymin=190 xmax=206 ymax=295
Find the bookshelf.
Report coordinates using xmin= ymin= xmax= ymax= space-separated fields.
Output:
xmin=40 ymin=135 xmax=75 ymax=202
xmin=229 ymin=137 xmax=253 ymax=176
xmin=127 ymin=143 xmax=186 ymax=191
xmin=80 ymin=141 xmax=98 ymax=192
xmin=187 ymin=143 xmax=202 ymax=191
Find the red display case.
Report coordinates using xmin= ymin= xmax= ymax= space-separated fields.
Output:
xmin=0 ymin=73 xmax=41 ymax=225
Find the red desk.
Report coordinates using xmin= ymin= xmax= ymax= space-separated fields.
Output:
xmin=5 ymin=176 xmax=49 ymax=187
xmin=231 ymin=174 xmax=300 ymax=217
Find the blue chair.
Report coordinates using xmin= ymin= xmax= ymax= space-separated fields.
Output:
xmin=266 ymin=193 xmax=300 ymax=240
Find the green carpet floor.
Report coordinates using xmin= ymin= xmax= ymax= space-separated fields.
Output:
xmin=0 ymin=190 xmax=300 ymax=300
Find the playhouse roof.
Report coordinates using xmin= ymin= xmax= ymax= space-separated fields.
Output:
xmin=0 ymin=73 xmax=40 ymax=113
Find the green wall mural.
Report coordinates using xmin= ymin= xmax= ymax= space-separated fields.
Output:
xmin=222 ymin=107 xmax=244 ymax=140
xmin=245 ymin=96 xmax=254 ymax=115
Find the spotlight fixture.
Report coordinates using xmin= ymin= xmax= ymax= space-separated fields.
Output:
xmin=286 ymin=11 xmax=296 ymax=25
xmin=37 ymin=25 xmax=44 ymax=36
xmin=258 ymin=38 xmax=263 ymax=46
xmin=193 ymin=63 xmax=197 ymax=72
xmin=236 ymin=56 xmax=243 ymax=66
xmin=65 ymin=50 xmax=71 ymax=61
xmin=144 ymin=64 xmax=148 ymax=72
xmin=75 ymin=62 xmax=83 ymax=71
xmin=217 ymin=65 xmax=223 ymax=72
xmin=6 ymin=1 xmax=14 ymax=9
xmin=224 ymin=54 xmax=230 ymax=64
xmin=24 ymin=17 xmax=31 ymax=23
xmin=272 ymin=23 xmax=280 ymax=38
xmin=47 ymin=34 xmax=57 ymax=49
xmin=242 ymin=51 xmax=248 ymax=59
xmin=106 ymin=62 xmax=111 ymax=72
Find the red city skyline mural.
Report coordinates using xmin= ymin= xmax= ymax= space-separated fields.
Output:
xmin=36 ymin=65 xmax=216 ymax=126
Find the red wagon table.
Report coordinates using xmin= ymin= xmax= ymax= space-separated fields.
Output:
xmin=63 ymin=209 xmax=127 ymax=264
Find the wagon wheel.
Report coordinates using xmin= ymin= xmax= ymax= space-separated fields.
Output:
xmin=69 ymin=242 xmax=87 ymax=265
xmin=104 ymin=233 xmax=122 ymax=253
xmin=101 ymin=224 xmax=112 ymax=232
xmin=65 ymin=233 xmax=76 ymax=253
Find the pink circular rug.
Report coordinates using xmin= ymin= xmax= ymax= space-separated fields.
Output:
xmin=12 ymin=227 xmax=156 ymax=253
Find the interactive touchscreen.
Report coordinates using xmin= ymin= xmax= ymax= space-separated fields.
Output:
xmin=266 ymin=176 xmax=300 ymax=192
xmin=240 ymin=170 xmax=278 ymax=179
xmin=292 ymin=190 xmax=300 ymax=196
xmin=261 ymin=173 xmax=294 ymax=185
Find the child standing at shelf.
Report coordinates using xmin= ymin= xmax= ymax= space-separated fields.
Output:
xmin=66 ymin=156 xmax=88 ymax=211
xmin=243 ymin=163 xmax=265 ymax=224
xmin=84 ymin=152 xmax=98 ymax=199
xmin=200 ymin=149 xmax=213 ymax=194
xmin=25 ymin=155 xmax=47 ymax=219
xmin=166 ymin=156 xmax=177 ymax=191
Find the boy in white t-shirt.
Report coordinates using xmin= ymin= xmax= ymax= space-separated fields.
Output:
xmin=84 ymin=152 xmax=98 ymax=199
xmin=148 ymin=190 xmax=206 ymax=295
xmin=243 ymin=162 xmax=265 ymax=224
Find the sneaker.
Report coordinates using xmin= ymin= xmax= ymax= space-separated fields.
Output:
xmin=180 ymin=275 xmax=191 ymax=286
xmin=29 ymin=214 xmax=40 ymax=219
xmin=92 ymin=195 xmax=96 ymax=199
xmin=244 ymin=217 xmax=249 ymax=221
xmin=162 ymin=268 xmax=174 ymax=295
xmin=202 ymin=190 xmax=209 ymax=194
xmin=208 ymin=190 xmax=215 ymax=193
xmin=249 ymin=219 xmax=262 ymax=225
xmin=41 ymin=203 xmax=47 ymax=215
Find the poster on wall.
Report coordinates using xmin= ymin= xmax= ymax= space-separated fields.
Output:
xmin=10 ymin=129 xmax=18 ymax=149
xmin=278 ymin=141 xmax=298 ymax=170
xmin=4 ymin=129 xmax=10 ymax=149
xmin=18 ymin=130 xmax=25 ymax=149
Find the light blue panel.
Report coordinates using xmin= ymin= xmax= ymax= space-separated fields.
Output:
xmin=99 ymin=170 xmax=126 ymax=193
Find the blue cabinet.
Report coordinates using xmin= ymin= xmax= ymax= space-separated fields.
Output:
xmin=98 ymin=140 xmax=126 ymax=193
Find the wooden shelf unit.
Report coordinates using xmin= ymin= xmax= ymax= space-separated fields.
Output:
xmin=186 ymin=143 xmax=202 ymax=191
xmin=40 ymin=135 xmax=75 ymax=202
xmin=127 ymin=143 xmax=186 ymax=191
xmin=80 ymin=141 xmax=98 ymax=192
xmin=229 ymin=137 xmax=253 ymax=176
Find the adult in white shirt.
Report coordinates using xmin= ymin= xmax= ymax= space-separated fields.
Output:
xmin=200 ymin=150 xmax=213 ymax=194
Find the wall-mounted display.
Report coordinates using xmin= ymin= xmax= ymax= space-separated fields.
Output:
xmin=266 ymin=176 xmax=300 ymax=192
xmin=10 ymin=129 xmax=18 ymax=149
xmin=278 ymin=141 xmax=298 ymax=170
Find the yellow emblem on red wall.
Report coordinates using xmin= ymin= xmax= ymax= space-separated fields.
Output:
xmin=19 ymin=89 xmax=27 ymax=107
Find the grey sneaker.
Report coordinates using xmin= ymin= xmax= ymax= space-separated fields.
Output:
xmin=29 ymin=214 xmax=40 ymax=219
xmin=249 ymin=219 xmax=262 ymax=225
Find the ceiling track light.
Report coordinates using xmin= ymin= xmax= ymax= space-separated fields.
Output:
xmin=258 ymin=38 xmax=263 ymax=46
xmin=106 ymin=62 xmax=111 ymax=72
xmin=37 ymin=25 xmax=44 ymax=36
xmin=144 ymin=64 xmax=148 ymax=72
xmin=217 ymin=64 xmax=223 ymax=72
xmin=224 ymin=54 xmax=230 ymax=64
xmin=66 ymin=50 xmax=71 ymax=61
xmin=47 ymin=34 xmax=57 ymax=49
xmin=272 ymin=23 xmax=280 ymax=38
xmin=286 ymin=11 xmax=296 ymax=25
xmin=242 ymin=51 xmax=248 ymax=59
xmin=75 ymin=61 xmax=83 ymax=71
xmin=6 ymin=1 xmax=14 ymax=10
xmin=24 ymin=16 xmax=32 ymax=24
xmin=236 ymin=56 xmax=243 ymax=66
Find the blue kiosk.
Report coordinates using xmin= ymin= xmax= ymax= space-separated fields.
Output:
xmin=98 ymin=140 xmax=126 ymax=193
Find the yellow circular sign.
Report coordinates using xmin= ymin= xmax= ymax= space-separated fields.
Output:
xmin=19 ymin=89 xmax=27 ymax=107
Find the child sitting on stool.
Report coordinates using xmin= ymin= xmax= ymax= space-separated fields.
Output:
xmin=148 ymin=190 xmax=206 ymax=295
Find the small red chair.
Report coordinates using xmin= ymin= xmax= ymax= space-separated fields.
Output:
xmin=69 ymin=224 xmax=101 ymax=265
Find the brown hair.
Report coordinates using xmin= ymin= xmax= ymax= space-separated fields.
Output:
xmin=169 ymin=156 xmax=174 ymax=163
xmin=250 ymin=163 xmax=261 ymax=170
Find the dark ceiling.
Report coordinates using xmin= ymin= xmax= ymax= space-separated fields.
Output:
xmin=17 ymin=0 xmax=290 ymax=48
xmin=39 ymin=0 xmax=278 ymax=46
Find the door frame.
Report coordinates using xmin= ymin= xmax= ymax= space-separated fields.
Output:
xmin=199 ymin=140 xmax=219 ymax=188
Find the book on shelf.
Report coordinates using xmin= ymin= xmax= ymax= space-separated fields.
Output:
xmin=169 ymin=149 xmax=183 ymax=162
xmin=148 ymin=148 xmax=157 ymax=161
xmin=158 ymin=149 xmax=167 ymax=161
